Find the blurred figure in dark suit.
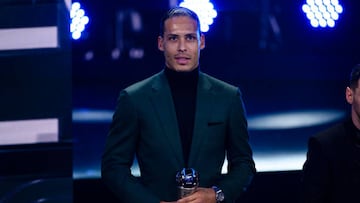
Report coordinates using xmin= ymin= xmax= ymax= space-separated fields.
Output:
xmin=301 ymin=64 xmax=360 ymax=203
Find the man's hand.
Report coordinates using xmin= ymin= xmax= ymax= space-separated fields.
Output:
xmin=177 ymin=187 xmax=216 ymax=203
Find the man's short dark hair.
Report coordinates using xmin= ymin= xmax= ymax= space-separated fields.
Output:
xmin=159 ymin=7 xmax=201 ymax=37
xmin=349 ymin=64 xmax=360 ymax=89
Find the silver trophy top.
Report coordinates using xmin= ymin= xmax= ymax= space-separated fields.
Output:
xmin=176 ymin=168 xmax=199 ymax=188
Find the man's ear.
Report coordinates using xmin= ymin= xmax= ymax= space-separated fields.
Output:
xmin=346 ymin=87 xmax=353 ymax=104
xmin=200 ymin=33 xmax=205 ymax=50
xmin=158 ymin=36 xmax=164 ymax=51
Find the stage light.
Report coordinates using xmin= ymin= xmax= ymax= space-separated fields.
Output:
xmin=72 ymin=109 xmax=113 ymax=123
xmin=302 ymin=0 xmax=343 ymax=28
xmin=247 ymin=109 xmax=345 ymax=130
xmin=70 ymin=2 xmax=89 ymax=40
xmin=179 ymin=0 xmax=217 ymax=32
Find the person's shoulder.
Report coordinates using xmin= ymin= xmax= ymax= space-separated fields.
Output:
xmin=201 ymin=72 xmax=237 ymax=92
xmin=125 ymin=71 xmax=163 ymax=93
xmin=312 ymin=119 xmax=350 ymax=144
xmin=309 ymin=118 xmax=355 ymax=156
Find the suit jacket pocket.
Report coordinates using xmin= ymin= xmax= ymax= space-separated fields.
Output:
xmin=207 ymin=121 xmax=224 ymax=126
xmin=207 ymin=121 xmax=225 ymax=139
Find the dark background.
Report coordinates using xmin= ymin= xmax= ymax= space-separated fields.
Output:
xmin=0 ymin=1 xmax=72 ymax=202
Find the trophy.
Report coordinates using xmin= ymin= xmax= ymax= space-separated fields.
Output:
xmin=176 ymin=168 xmax=199 ymax=198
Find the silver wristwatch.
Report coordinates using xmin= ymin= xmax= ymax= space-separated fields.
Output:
xmin=212 ymin=186 xmax=225 ymax=202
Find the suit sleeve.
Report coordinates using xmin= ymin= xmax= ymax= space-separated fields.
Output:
xmin=219 ymin=89 xmax=256 ymax=202
xmin=300 ymin=137 xmax=330 ymax=203
xmin=101 ymin=90 xmax=160 ymax=203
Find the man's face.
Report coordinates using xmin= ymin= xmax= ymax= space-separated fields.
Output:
xmin=158 ymin=16 xmax=205 ymax=72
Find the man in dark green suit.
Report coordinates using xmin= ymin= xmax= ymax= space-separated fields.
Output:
xmin=101 ymin=7 xmax=256 ymax=203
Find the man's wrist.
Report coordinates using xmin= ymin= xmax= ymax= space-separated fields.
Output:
xmin=212 ymin=186 xmax=225 ymax=202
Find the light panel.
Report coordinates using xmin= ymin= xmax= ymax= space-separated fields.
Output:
xmin=302 ymin=0 xmax=343 ymax=28
xmin=179 ymin=0 xmax=217 ymax=32
xmin=70 ymin=2 xmax=89 ymax=40
xmin=0 ymin=26 xmax=58 ymax=51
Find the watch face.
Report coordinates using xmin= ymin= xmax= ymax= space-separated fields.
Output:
xmin=213 ymin=186 xmax=225 ymax=202
xmin=217 ymin=191 xmax=225 ymax=201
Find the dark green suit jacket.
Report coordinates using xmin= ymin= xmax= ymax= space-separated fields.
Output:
xmin=101 ymin=70 xmax=255 ymax=203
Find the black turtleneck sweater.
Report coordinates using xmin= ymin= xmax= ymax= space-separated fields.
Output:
xmin=164 ymin=67 xmax=199 ymax=166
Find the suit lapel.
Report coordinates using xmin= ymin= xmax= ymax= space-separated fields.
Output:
xmin=150 ymin=71 xmax=184 ymax=166
xmin=189 ymin=73 xmax=214 ymax=166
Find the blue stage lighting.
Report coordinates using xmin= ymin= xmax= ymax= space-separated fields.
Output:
xmin=179 ymin=0 xmax=217 ymax=32
xmin=302 ymin=0 xmax=343 ymax=28
xmin=70 ymin=2 xmax=89 ymax=40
